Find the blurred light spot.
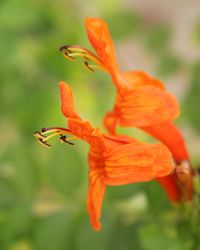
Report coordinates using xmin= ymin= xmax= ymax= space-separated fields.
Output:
xmin=0 ymin=162 xmax=15 ymax=178
xmin=9 ymin=240 xmax=32 ymax=250
xmin=114 ymin=192 xmax=148 ymax=224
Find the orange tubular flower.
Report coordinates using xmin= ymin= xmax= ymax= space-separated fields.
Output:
xmin=34 ymin=81 xmax=175 ymax=231
xmin=59 ymin=17 xmax=193 ymax=202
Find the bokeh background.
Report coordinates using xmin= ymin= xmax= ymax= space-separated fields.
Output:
xmin=1 ymin=0 xmax=200 ymax=249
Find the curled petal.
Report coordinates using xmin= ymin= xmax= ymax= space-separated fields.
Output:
xmin=103 ymin=111 xmax=118 ymax=135
xmin=157 ymin=175 xmax=181 ymax=202
xmin=142 ymin=121 xmax=189 ymax=162
xmin=85 ymin=17 xmax=118 ymax=74
xmin=87 ymin=170 xmax=106 ymax=231
xmin=116 ymin=85 xmax=179 ymax=127
xmin=59 ymin=81 xmax=80 ymax=119
xmin=105 ymin=142 xmax=174 ymax=185
xmin=123 ymin=71 xmax=165 ymax=90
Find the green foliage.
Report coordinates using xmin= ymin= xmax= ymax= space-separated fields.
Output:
xmin=47 ymin=145 xmax=84 ymax=195
xmin=139 ymin=223 xmax=187 ymax=250
xmin=193 ymin=19 xmax=200 ymax=46
xmin=144 ymin=25 xmax=171 ymax=54
xmin=34 ymin=212 xmax=72 ymax=250
xmin=156 ymin=53 xmax=181 ymax=77
xmin=0 ymin=0 xmax=199 ymax=249
xmin=106 ymin=10 xmax=141 ymax=40
xmin=184 ymin=62 xmax=200 ymax=132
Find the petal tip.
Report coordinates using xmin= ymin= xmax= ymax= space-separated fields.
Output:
xmin=92 ymin=222 xmax=101 ymax=231
xmin=85 ymin=17 xmax=104 ymax=27
xmin=59 ymin=81 xmax=80 ymax=119
xmin=59 ymin=80 xmax=70 ymax=90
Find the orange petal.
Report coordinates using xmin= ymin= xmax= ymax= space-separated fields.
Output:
xmin=123 ymin=71 xmax=165 ymax=90
xmin=103 ymin=111 xmax=118 ymax=135
xmin=59 ymin=81 xmax=80 ymax=119
xmin=59 ymin=81 xmax=106 ymax=150
xmin=103 ymin=134 xmax=138 ymax=147
xmin=85 ymin=17 xmax=118 ymax=74
xmin=142 ymin=121 xmax=189 ymax=162
xmin=105 ymin=142 xmax=174 ymax=185
xmin=87 ymin=170 xmax=106 ymax=231
xmin=68 ymin=118 xmax=106 ymax=151
xmin=156 ymin=174 xmax=181 ymax=202
xmin=116 ymin=85 xmax=179 ymax=127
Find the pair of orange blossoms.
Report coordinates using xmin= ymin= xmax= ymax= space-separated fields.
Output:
xmin=35 ymin=18 xmax=193 ymax=231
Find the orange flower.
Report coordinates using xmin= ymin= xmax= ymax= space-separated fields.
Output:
xmin=60 ymin=18 xmax=193 ymax=202
xmin=34 ymin=81 xmax=174 ymax=230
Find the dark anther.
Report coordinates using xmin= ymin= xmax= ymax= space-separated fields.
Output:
xmin=84 ymin=61 xmax=94 ymax=72
xmin=34 ymin=131 xmax=40 ymax=136
xmin=59 ymin=45 xmax=67 ymax=52
xmin=59 ymin=46 xmax=75 ymax=60
xmin=60 ymin=135 xmax=74 ymax=145
xmin=39 ymin=138 xmax=51 ymax=147
xmin=41 ymin=127 xmax=48 ymax=133
xmin=59 ymin=44 xmax=85 ymax=51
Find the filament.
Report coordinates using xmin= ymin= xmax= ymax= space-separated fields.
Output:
xmin=34 ymin=127 xmax=75 ymax=148
xmin=59 ymin=45 xmax=108 ymax=73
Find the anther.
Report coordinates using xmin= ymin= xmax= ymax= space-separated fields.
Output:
xmin=59 ymin=46 xmax=75 ymax=61
xmin=84 ymin=61 xmax=94 ymax=72
xmin=38 ymin=138 xmax=51 ymax=148
xmin=41 ymin=127 xmax=48 ymax=133
xmin=59 ymin=45 xmax=108 ymax=73
xmin=60 ymin=135 xmax=74 ymax=145
xmin=34 ymin=127 xmax=74 ymax=148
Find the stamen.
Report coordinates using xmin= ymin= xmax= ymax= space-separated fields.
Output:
xmin=59 ymin=45 xmax=108 ymax=73
xmin=39 ymin=127 xmax=71 ymax=137
xmin=39 ymin=138 xmax=52 ymax=148
xmin=84 ymin=60 xmax=94 ymax=72
xmin=84 ymin=61 xmax=107 ymax=72
xmin=34 ymin=127 xmax=75 ymax=148
xmin=60 ymin=135 xmax=74 ymax=145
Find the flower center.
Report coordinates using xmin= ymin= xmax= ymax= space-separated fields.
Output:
xmin=34 ymin=127 xmax=75 ymax=148
xmin=59 ymin=45 xmax=108 ymax=73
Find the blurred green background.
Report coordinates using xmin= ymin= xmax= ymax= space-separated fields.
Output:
xmin=1 ymin=0 xmax=200 ymax=249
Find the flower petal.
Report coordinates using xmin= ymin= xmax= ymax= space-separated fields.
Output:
xmin=68 ymin=118 xmax=106 ymax=152
xmin=105 ymin=142 xmax=174 ymax=185
xmin=157 ymin=174 xmax=181 ymax=202
xmin=103 ymin=111 xmax=118 ymax=135
xmin=87 ymin=170 xmax=106 ymax=231
xmin=142 ymin=121 xmax=189 ymax=162
xmin=59 ymin=81 xmax=80 ymax=119
xmin=85 ymin=17 xmax=118 ymax=74
xmin=116 ymin=85 xmax=179 ymax=127
xmin=123 ymin=71 xmax=165 ymax=90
